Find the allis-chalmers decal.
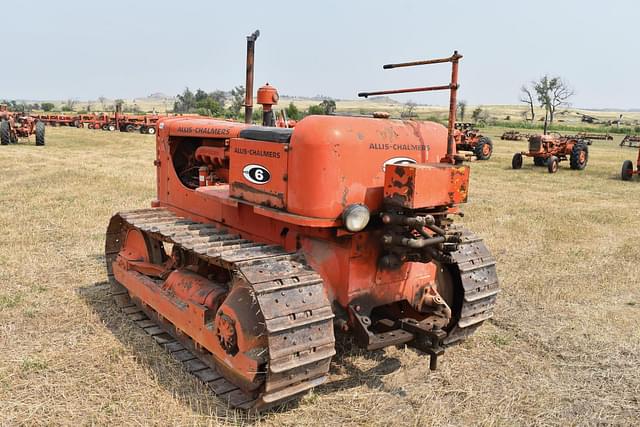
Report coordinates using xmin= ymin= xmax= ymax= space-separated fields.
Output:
xmin=369 ymin=143 xmax=429 ymax=151
xmin=243 ymin=164 xmax=271 ymax=184
xmin=234 ymin=147 xmax=281 ymax=158
xmin=382 ymin=157 xmax=417 ymax=171
xmin=176 ymin=126 xmax=231 ymax=135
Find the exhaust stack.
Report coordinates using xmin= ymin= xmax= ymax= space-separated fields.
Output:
xmin=244 ymin=30 xmax=260 ymax=124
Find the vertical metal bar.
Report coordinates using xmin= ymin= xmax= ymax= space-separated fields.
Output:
xmin=244 ymin=30 xmax=260 ymax=124
xmin=446 ymin=51 xmax=460 ymax=161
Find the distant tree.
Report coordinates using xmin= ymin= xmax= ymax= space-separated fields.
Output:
xmin=456 ymin=100 xmax=467 ymax=121
xmin=174 ymin=88 xmax=196 ymax=113
xmin=194 ymin=89 xmax=208 ymax=103
xmin=308 ymin=104 xmax=325 ymax=115
xmin=115 ymin=99 xmax=125 ymax=111
xmin=520 ymin=84 xmax=536 ymax=122
xmin=98 ymin=96 xmax=107 ymax=111
xmin=175 ymin=88 xmax=225 ymax=116
xmin=471 ymin=107 xmax=489 ymax=124
xmin=308 ymin=99 xmax=336 ymax=116
xmin=285 ymin=102 xmax=301 ymax=120
xmin=320 ymin=99 xmax=336 ymax=115
xmin=402 ymin=100 xmax=417 ymax=119
xmin=229 ymin=86 xmax=245 ymax=117
xmin=209 ymin=90 xmax=227 ymax=107
xmin=533 ymin=75 xmax=574 ymax=124
xmin=61 ymin=105 xmax=74 ymax=112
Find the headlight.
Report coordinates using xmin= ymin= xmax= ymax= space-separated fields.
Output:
xmin=342 ymin=204 xmax=370 ymax=232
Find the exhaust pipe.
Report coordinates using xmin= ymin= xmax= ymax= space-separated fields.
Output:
xmin=244 ymin=30 xmax=260 ymax=124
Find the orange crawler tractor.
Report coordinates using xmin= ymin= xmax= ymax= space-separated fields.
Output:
xmin=511 ymin=133 xmax=588 ymax=173
xmin=105 ymin=34 xmax=498 ymax=411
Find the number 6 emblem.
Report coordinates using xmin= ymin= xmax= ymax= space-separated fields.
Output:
xmin=242 ymin=164 xmax=271 ymax=184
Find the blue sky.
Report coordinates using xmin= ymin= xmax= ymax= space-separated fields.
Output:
xmin=2 ymin=0 xmax=637 ymax=108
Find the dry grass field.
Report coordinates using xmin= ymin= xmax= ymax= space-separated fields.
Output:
xmin=1 ymin=126 xmax=639 ymax=426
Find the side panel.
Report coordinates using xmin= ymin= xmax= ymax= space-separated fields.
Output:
xmin=229 ymin=138 xmax=288 ymax=209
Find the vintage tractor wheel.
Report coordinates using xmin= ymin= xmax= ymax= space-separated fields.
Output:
xmin=511 ymin=153 xmax=523 ymax=169
xmin=108 ymin=124 xmax=116 ymax=132
xmin=474 ymin=137 xmax=493 ymax=160
xmin=533 ymin=157 xmax=547 ymax=166
xmin=0 ymin=120 xmax=10 ymax=145
xmin=547 ymin=156 xmax=559 ymax=173
xmin=570 ymin=143 xmax=588 ymax=170
xmin=621 ymin=160 xmax=634 ymax=181
xmin=147 ymin=127 xmax=156 ymax=135
xmin=125 ymin=124 xmax=136 ymax=133
xmin=35 ymin=121 xmax=45 ymax=146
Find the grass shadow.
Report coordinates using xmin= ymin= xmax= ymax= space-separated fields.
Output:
xmin=319 ymin=334 xmax=404 ymax=397
xmin=76 ymin=281 xmax=265 ymax=423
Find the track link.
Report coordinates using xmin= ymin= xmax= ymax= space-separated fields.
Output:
xmin=106 ymin=208 xmax=336 ymax=410
xmin=443 ymin=229 xmax=499 ymax=346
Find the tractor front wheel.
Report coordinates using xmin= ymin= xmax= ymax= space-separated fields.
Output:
xmin=474 ymin=137 xmax=493 ymax=160
xmin=512 ymin=153 xmax=523 ymax=169
xmin=621 ymin=160 xmax=634 ymax=181
xmin=0 ymin=120 xmax=10 ymax=145
xmin=147 ymin=126 xmax=156 ymax=135
xmin=35 ymin=121 xmax=45 ymax=146
xmin=570 ymin=143 xmax=588 ymax=170
xmin=547 ymin=156 xmax=559 ymax=173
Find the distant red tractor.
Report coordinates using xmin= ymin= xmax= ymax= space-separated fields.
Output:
xmin=454 ymin=123 xmax=492 ymax=160
xmin=511 ymin=133 xmax=588 ymax=173
xmin=621 ymin=149 xmax=640 ymax=181
xmin=0 ymin=105 xmax=45 ymax=146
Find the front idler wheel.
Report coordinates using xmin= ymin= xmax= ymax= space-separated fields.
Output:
xmin=547 ymin=156 xmax=559 ymax=173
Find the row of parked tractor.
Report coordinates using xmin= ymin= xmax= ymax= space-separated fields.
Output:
xmin=0 ymin=104 xmax=163 ymax=146
xmin=33 ymin=109 xmax=160 ymax=135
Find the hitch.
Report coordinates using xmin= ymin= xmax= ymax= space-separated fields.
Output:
xmin=348 ymin=305 xmax=447 ymax=370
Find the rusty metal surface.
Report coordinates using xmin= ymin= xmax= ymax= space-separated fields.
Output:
xmin=383 ymin=163 xmax=469 ymax=209
xmin=106 ymin=208 xmax=335 ymax=411
xmin=244 ymin=30 xmax=260 ymax=124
